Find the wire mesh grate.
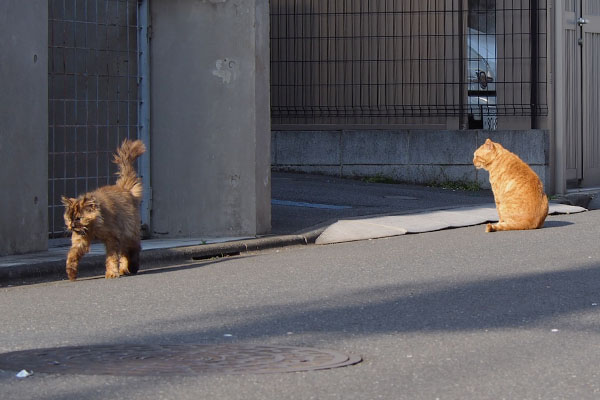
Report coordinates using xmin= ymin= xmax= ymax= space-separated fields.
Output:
xmin=48 ymin=0 xmax=142 ymax=237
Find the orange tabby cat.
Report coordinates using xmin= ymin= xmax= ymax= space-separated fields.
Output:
xmin=473 ymin=138 xmax=548 ymax=232
xmin=61 ymin=139 xmax=146 ymax=280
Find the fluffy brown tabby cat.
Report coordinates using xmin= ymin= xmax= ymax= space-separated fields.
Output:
xmin=473 ymin=138 xmax=548 ymax=232
xmin=61 ymin=139 xmax=146 ymax=280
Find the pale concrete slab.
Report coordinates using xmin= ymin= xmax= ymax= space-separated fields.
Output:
xmin=315 ymin=220 xmax=407 ymax=245
xmin=316 ymin=203 xmax=587 ymax=245
xmin=549 ymin=203 xmax=589 ymax=215
xmin=369 ymin=214 xmax=450 ymax=234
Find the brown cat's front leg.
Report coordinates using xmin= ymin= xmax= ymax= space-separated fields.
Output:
xmin=66 ymin=234 xmax=90 ymax=281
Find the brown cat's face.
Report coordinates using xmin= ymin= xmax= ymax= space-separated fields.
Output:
xmin=473 ymin=138 xmax=498 ymax=170
xmin=61 ymin=195 xmax=100 ymax=236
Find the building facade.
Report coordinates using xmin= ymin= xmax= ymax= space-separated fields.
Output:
xmin=1 ymin=0 xmax=271 ymax=255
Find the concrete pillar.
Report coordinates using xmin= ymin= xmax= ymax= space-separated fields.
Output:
xmin=149 ymin=0 xmax=271 ymax=238
xmin=0 ymin=1 xmax=48 ymax=255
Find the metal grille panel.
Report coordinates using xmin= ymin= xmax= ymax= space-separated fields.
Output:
xmin=48 ymin=0 xmax=142 ymax=237
xmin=270 ymin=0 xmax=549 ymax=127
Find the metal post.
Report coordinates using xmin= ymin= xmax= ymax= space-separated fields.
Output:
xmin=458 ymin=0 xmax=467 ymax=129
xmin=531 ymin=0 xmax=539 ymax=129
xmin=553 ymin=0 xmax=566 ymax=194
xmin=138 ymin=0 xmax=152 ymax=233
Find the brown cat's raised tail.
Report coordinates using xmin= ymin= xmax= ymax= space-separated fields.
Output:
xmin=113 ymin=139 xmax=146 ymax=201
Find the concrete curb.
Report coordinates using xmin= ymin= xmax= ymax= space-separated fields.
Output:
xmin=0 ymin=230 xmax=324 ymax=286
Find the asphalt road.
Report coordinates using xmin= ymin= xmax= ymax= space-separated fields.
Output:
xmin=271 ymin=172 xmax=494 ymax=234
xmin=2 ymin=210 xmax=600 ymax=399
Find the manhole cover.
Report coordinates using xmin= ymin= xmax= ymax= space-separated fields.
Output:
xmin=0 ymin=344 xmax=361 ymax=376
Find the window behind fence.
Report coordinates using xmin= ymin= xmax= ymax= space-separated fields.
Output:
xmin=270 ymin=0 xmax=548 ymax=128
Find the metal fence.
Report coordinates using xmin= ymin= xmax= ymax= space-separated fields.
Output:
xmin=48 ymin=0 xmax=144 ymax=237
xmin=270 ymin=0 xmax=548 ymax=127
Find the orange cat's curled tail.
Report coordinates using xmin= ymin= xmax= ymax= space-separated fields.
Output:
xmin=113 ymin=139 xmax=146 ymax=201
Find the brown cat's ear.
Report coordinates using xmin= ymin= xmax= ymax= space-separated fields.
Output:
xmin=83 ymin=196 xmax=98 ymax=211
xmin=61 ymin=196 xmax=74 ymax=207
xmin=484 ymin=138 xmax=495 ymax=150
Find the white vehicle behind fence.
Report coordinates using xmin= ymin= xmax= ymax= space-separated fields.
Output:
xmin=467 ymin=28 xmax=497 ymax=130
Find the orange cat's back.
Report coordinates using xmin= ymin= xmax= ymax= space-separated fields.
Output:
xmin=473 ymin=139 xmax=548 ymax=232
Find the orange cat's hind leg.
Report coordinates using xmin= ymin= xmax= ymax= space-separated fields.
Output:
xmin=486 ymin=221 xmax=536 ymax=232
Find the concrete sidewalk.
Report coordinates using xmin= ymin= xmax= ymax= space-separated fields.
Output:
xmin=0 ymin=172 xmax=592 ymax=285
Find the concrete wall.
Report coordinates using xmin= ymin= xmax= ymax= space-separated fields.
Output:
xmin=0 ymin=1 xmax=48 ymax=255
xmin=272 ymin=130 xmax=551 ymax=193
xmin=149 ymin=0 xmax=271 ymax=238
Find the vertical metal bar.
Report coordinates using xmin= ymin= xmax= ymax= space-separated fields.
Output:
xmin=554 ymin=0 xmax=567 ymax=193
xmin=408 ymin=0 xmax=413 ymax=115
xmin=62 ymin=0 xmax=68 ymax=197
xmin=458 ymin=0 xmax=466 ymax=127
xmin=531 ymin=0 xmax=539 ymax=128
xmin=116 ymin=0 xmax=121 ymax=144
xmin=138 ymin=0 xmax=152 ymax=231
xmin=49 ymin=0 xmax=56 ymax=236
xmin=95 ymin=0 xmax=100 ymax=190
xmin=127 ymin=0 xmax=131 ymax=141
xmin=73 ymin=0 xmax=78 ymax=195
xmin=84 ymin=0 xmax=89 ymax=194
xmin=418 ymin=0 xmax=422 ymax=108
xmin=577 ymin=0 xmax=584 ymax=182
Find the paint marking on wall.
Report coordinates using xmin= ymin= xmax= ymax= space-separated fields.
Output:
xmin=213 ymin=59 xmax=238 ymax=84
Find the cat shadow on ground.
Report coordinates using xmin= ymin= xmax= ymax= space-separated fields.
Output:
xmin=69 ymin=259 xmax=233 ymax=280
xmin=139 ymin=255 xmax=251 ymax=277
xmin=542 ymin=220 xmax=574 ymax=229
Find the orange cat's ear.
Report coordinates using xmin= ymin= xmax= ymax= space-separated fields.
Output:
xmin=61 ymin=196 xmax=73 ymax=207
xmin=484 ymin=139 xmax=495 ymax=150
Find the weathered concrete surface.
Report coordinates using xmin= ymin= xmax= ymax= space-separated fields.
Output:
xmin=150 ymin=0 xmax=270 ymax=238
xmin=0 ymin=1 xmax=48 ymax=255
xmin=272 ymin=130 xmax=551 ymax=192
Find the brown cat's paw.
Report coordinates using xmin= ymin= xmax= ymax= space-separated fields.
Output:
xmin=485 ymin=223 xmax=495 ymax=233
xmin=105 ymin=270 xmax=120 ymax=279
xmin=66 ymin=264 xmax=78 ymax=281
xmin=66 ymin=269 xmax=78 ymax=281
